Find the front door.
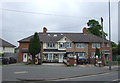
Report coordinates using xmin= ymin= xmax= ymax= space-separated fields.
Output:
xmin=59 ymin=54 xmax=63 ymax=62
xmin=23 ymin=53 xmax=28 ymax=62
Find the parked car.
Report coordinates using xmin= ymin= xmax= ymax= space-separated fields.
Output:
xmin=2 ymin=57 xmax=17 ymax=64
xmin=9 ymin=57 xmax=17 ymax=64
xmin=2 ymin=57 xmax=9 ymax=64
xmin=77 ymin=56 xmax=88 ymax=65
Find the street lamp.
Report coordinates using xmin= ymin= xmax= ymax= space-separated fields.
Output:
xmin=108 ymin=0 xmax=112 ymax=70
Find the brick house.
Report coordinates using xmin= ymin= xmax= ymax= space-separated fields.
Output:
xmin=18 ymin=27 xmax=112 ymax=63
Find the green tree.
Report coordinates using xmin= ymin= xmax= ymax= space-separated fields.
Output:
xmin=94 ymin=48 xmax=101 ymax=66
xmin=112 ymin=42 xmax=118 ymax=55
xmin=111 ymin=42 xmax=119 ymax=61
xmin=87 ymin=19 xmax=108 ymax=39
xmin=95 ymin=48 xmax=101 ymax=58
xmin=28 ymin=32 xmax=40 ymax=64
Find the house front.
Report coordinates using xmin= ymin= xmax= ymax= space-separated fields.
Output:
xmin=18 ymin=27 xmax=112 ymax=63
xmin=0 ymin=38 xmax=16 ymax=54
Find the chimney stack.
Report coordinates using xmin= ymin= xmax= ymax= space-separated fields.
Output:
xmin=83 ymin=27 xmax=87 ymax=34
xmin=43 ymin=27 xmax=47 ymax=33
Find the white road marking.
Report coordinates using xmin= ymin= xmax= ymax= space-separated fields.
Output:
xmin=104 ymin=79 xmax=120 ymax=83
xmin=112 ymin=79 xmax=120 ymax=82
xmin=14 ymin=71 xmax=28 ymax=74
xmin=54 ymin=72 xmax=110 ymax=81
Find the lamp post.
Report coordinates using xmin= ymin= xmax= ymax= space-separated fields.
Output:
xmin=108 ymin=0 xmax=111 ymax=70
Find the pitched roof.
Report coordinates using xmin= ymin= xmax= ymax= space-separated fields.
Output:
xmin=18 ymin=32 xmax=109 ymax=43
xmin=0 ymin=38 xmax=16 ymax=47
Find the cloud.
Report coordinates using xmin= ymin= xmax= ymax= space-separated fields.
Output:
xmin=1 ymin=1 xmax=118 ymax=46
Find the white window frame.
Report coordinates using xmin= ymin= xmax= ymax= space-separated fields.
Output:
xmin=107 ymin=43 xmax=110 ymax=47
xmin=92 ymin=43 xmax=100 ymax=48
xmin=91 ymin=52 xmax=95 ymax=58
xmin=77 ymin=52 xmax=85 ymax=57
xmin=76 ymin=43 xmax=85 ymax=48
xmin=66 ymin=42 xmax=72 ymax=48
xmin=47 ymin=43 xmax=55 ymax=48
xmin=101 ymin=43 xmax=105 ymax=47
xmin=59 ymin=42 xmax=66 ymax=48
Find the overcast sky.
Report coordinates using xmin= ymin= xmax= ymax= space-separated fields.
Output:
xmin=0 ymin=0 xmax=119 ymax=46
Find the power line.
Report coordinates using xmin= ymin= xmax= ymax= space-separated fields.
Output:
xmin=0 ymin=8 xmax=100 ymax=19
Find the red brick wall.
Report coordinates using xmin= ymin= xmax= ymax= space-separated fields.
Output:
xmin=88 ymin=43 xmax=112 ymax=63
xmin=66 ymin=43 xmax=88 ymax=57
xmin=18 ymin=42 xmax=29 ymax=62
xmin=18 ymin=42 xmax=43 ymax=62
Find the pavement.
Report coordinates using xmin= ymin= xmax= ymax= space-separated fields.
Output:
xmin=2 ymin=63 xmax=119 ymax=82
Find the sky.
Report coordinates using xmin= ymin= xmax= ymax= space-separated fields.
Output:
xmin=0 ymin=0 xmax=119 ymax=46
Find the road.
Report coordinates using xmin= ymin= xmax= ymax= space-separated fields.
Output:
xmin=55 ymin=71 xmax=119 ymax=82
xmin=2 ymin=63 xmax=119 ymax=83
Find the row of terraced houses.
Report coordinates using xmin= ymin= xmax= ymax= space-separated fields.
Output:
xmin=18 ymin=27 xmax=112 ymax=63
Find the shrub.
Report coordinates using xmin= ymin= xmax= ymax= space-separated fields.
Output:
xmin=117 ymin=57 xmax=120 ymax=61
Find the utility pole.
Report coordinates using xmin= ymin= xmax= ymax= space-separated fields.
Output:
xmin=108 ymin=0 xmax=112 ymax=70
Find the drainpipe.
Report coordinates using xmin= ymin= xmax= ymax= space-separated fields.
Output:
xmin=73 ymin=41 xmax=77 ymax=66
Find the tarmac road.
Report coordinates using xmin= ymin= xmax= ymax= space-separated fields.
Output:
xmin=2 ymin=63 xmax=119 ymax=82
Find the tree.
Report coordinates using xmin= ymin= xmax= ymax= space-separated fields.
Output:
xmin=95 ymin=48 xmax=101 ymax=58
xmin=111 ymin=42 xmax=119 ymax=61
xmin=87 ymin=19 xmax=108 ymax=39
xmin=94 ymin=48 xmax=101 ymax=66
xmin=112 ymin=42 xmax=118 ymax=55
xmin=28 ymin=32 xmax=40 ymax=64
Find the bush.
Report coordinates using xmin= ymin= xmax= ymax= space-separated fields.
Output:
xmin=0 ymin=54 xmax=4 ymax=57
xmin=67 ymin=64 xmax=75 ymax=67
xmin=112 ymin=61 xmax=118 ymax=65
xmin=117 ymin=57 xmax=120 ymax=61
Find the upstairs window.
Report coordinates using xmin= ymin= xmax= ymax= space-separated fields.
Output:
xmin=107 ymin=43 xmax=110 ymax=47
xmin=66 ymin=42 xmax=72 ymax=48
xmin=92 ymin=43 xmax=100 ymax=48
xmin=47 ymin=43 xmax=55 ymax=48
xmin=59 ymin=42 xmax=66 ymax=48
xmin=76 ymin=43 xmax=85 ymax=48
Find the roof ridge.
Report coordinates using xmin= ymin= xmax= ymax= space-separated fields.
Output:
xmin=38 ymin=32 xmax=84 ymax=34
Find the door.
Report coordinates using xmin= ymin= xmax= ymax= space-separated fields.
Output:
xmin=59 ymin=54 xmax=63 ymax=62
xmin=23 ymin=53 xmax=28 ymax=62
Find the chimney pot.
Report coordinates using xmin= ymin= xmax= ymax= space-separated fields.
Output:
xmin=83 ymin=27 xmax=87 ymax=34
xmin=43 ymin=27 xmax=47 ymax=33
